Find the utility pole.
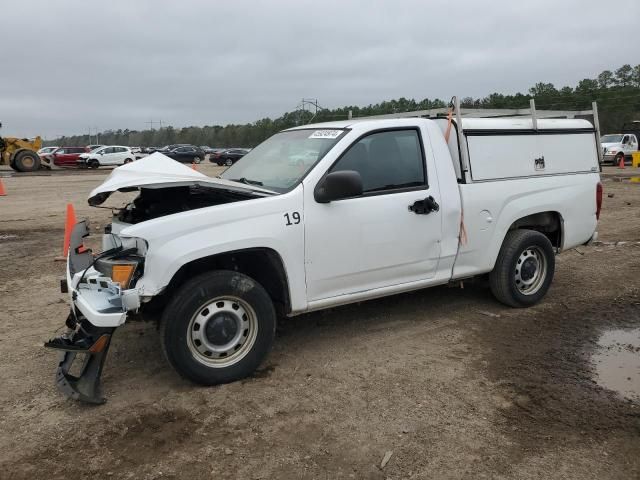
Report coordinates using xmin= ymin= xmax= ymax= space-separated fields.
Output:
xmin=146 ymin=120 xmax=156 ymax=130
xmin=295 ymin=98 xmax=323 ymax=125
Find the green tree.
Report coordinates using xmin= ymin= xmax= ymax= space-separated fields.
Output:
xmin=615 ymin=64 xmax=633 ymax=87
xmin=598 ymin=70 xmax=614 ymax=88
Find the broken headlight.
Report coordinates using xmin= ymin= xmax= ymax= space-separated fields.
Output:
xmin=94 ymin=254 xmax=144 ymax=289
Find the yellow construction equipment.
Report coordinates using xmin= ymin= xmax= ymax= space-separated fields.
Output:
xmin=0 ymin=122 xmax=43 ymax=172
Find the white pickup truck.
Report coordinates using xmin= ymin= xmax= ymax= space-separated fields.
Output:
xmin=47 ymin=116 xmax=602 ymax=403
xmin=601 ymin=132 xmax=639 ymax=165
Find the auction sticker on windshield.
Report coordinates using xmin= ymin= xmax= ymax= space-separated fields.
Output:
xmin=309 ymin=130 xmax=342 ymax=139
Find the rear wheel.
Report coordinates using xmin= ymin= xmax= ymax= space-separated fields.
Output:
xmin=489 ymin=229 xmax=555 ymax=307
xmin=12 ymin=150 xmax=41 ymax=172
xmin=123 ymin=158 xmax=133 ymax=164
xmin=193 ymin=156 xmax=202 ymax=164
xmin=161 ymin=270 xmax=276 ymax=385
xmin=225 ymin=158 xmax=233 ymax=166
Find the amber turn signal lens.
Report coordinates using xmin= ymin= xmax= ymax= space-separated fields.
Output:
xmin=111 ymin=264 xmax=136 ymax=288
xmin=89 ymin=334 xmax=111 ymax=353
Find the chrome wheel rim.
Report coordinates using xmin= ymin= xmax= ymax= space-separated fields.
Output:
xmin=187 ymin=296 xmax=258 ymax=367
xmin=225 ymin=159 xmax=232 ymax=166
xmin=514 ymin=246 xmax=547 ymax=295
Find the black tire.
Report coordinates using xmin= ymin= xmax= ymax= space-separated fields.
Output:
xmin=489 ymin=229 xmax=555 ymax=308
xmin=193 ymin=156 xmax=202 ymax=164
xmin=12 ymin=150 xmax=41 ymax=172
xmin=88 ymin=159 xmax=100 ymax=169
xmin=615 ymin=152 xmax=625 ymax=166
xmin=161 ymin=270 xmax=276 ymax=385
xmin=225 ymin=158 xmax=233 ymax=166
xmin=123 ymin=158 xmax=133 ymax=164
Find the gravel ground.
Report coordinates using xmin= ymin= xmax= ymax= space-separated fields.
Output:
xmin=0 ymin=165 xmax=639 ymax=479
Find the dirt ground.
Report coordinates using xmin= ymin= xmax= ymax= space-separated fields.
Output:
xmin=0 ymin=165 xmax=639 ymax=479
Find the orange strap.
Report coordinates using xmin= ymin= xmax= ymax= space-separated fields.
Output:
xmin=444 ymin=107 xmax=454 ymax=143
xmin=459 ymin=211 xmax=468 ymax=246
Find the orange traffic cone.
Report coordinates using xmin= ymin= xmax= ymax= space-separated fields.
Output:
xmin=618 ymin=156 xmax=625 ymax=169
xmin=0 ymin=178 xmax=6 ymax=196
xmin=55 ymin=204 xmax=78 ymax=261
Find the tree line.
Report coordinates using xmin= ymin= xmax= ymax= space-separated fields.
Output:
xmin=47 ymin=64 xmax=640 ymax=148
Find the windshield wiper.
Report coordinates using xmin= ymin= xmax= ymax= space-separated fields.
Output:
xmin=230 ymin=177 xmax=263 ymax=186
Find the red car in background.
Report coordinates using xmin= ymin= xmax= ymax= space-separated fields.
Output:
xmin=51 ymin=147 xmax=89 ymax=167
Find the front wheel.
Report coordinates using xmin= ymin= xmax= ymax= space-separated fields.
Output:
xmin=88 ymin=159 xmax=100 ymax=169
xmin=161 ymin=270 xmax=276 ymax=385
xmin=193 ymin=156 xmax=202 ymax=164
xmin=489 ymin=229 xmax=555 ymax=307
xmin=225 ymin=158 xmax=233 ymax=166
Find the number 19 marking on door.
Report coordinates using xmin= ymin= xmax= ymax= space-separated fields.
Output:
xmin=284 ymin=212 xmax=301 ymax=226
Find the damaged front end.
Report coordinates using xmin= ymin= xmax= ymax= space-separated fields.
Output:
xmin=45 ymin=220 xmax=144 ymax=404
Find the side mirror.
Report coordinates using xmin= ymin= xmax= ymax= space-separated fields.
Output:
xmin=314 ymin=170 xmax=363 ymax=203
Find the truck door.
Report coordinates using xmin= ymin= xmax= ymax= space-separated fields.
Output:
xmin=622 ymin=135 xmax=632 ymax=156
xmin=304 ymin=128 xmax=443 ymax=301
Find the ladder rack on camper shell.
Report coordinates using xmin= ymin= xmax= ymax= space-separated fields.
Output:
xmin=352 ymin=98 xmax=604 ymax=176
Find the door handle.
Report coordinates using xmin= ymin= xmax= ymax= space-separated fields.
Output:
xmin=409 ymin=196 xmax=439 ymax=215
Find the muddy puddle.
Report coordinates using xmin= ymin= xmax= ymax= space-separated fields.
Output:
xmin=592 ymin=328 xmax=640 ymax=401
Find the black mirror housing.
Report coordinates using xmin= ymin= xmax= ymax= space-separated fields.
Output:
xmin=314 ymin=170 xmax=363 ymax=203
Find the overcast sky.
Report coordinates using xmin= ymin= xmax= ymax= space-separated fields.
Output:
xmin=2 ymin=0 xmax=638 ymax=139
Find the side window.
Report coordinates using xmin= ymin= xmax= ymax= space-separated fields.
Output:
xmin=330 ymin=129 xmax=426 ymax=193
xmin=622 ymin=135 xmax=629 ymax=144
xmin=57 ymin=149 xmax=65 ymax=154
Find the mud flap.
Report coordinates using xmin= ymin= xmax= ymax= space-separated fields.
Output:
xmin=55 ymin=333 xmax=113 ymax=404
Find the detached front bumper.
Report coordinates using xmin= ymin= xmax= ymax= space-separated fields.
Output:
xmin=47 ymin=220 xmax=142 ymax=403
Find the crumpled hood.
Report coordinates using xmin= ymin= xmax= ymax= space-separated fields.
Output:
xmin=88 ymin=153 xmax=276 ymax=205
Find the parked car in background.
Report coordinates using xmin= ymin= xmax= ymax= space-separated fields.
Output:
xmin=163 ymin=145 xmax=205 ymax=163
xmin=211 ymin=148 xmax=249 ymax=166
xmin=37 ymin=146 xmax=59 ymax=156
xmin=601 ymin=133 xmax=639 ymax=165
xmin=77 ymin=146 xmax=135 ymax=168
xmin=51 ymin=146 xmax=89 ymax=167
xmin=130 ymin=147 xmax=142 ymax=154
xmin=37 ymin=146 xmax=60 ymax=166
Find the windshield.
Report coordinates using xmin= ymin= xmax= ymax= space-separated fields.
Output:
xmin=601 ymin=134 xmax=623 ymax=143
xmin=220 ymin=128 xmax=346 ymax=193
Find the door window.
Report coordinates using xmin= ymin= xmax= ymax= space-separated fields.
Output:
xmin=330 ymin=129 xmax=426 ymax=193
